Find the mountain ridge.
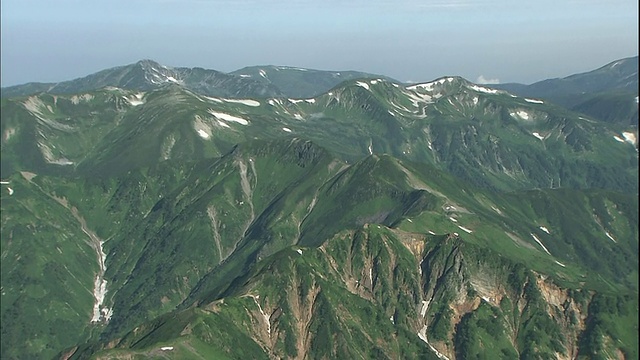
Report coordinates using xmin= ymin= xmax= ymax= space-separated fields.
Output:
xmin=0 ymin=57 xmax=638 ymax=360
xmin=490 ymin=56 xmax=639 ymax=125
xmin=1 ymin=59 xmax=399 ymax=100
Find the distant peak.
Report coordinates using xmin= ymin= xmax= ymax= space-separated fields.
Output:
xmin=406 ymin=76 xmax=468 ymax=91
xmin=135 ymin=59 xmax=168 ymax=72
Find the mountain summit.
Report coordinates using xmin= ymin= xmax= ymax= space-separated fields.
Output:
xmin=1 ymin=60 xmax=397 ymax=99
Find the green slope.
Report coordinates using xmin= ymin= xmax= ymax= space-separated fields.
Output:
xmin=2 ymin=139 xmax=637 ymax=359
xmin=1 ymin=59 xmax=638 ymax=360
xmin=2 ymin=78 xmax=637 ymax=192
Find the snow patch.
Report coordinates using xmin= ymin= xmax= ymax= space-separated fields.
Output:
xmin=457 ymin=225 xmax=473 ymax=234
xmin=124 ymin=92 xmax=145 ymax=106
xmin=510 ymin=110 xmax=530 ymax=120
xmin=622 ymin=132 xmax=636 ymax=145
xmin=296 ymin=249 xmax=303 ymax=255
xmin=218 ymin=120 xmax=230 ymax=128
xmin=420 ymin=300 xmax=430 ymax=317
xmin=197 ymin=129 xmax=210 ymax=139
xmin=532 ymin=132 xmax=544 ymax=140
xmin=418 ymin=325 xmax=450 ymax=360
xmin=282 ymin=127 xmax=292 ymax=132
xmin=193 ymin=115 xmax=213 ymax=139
xmin=555 ymin=261 xmax=566 ymax=267
xmin=7 ymin=187 xmax=14 ymax=195
xmin=605 ymin=232 xmax=617 ymax=243
xmin=525 ymin=98 xmax=544 ymax=104
xmin=161 ymin=347 xmax=174 ymax=351
xmin=250 ymin=295 xmax=271 ymax=337
xmin=530 ymin=233 xmax=551 ymax=255
xmin=224 ymin=98 xmax=260 ymax=107
xmin=467 ymin=84 xmax=499 ymax=94
xmin=613 ymin=135 xmax=625 ymax=143
xmin=70 ymin=93 xmax=94 ymax=104
xmin=539 ymin=226 xmax=550 ymax=234
xmin=207 ymin=109 xmax=249 ymax=125
xmin=259 ymin=69 xmax=267 ymax=78
xmin=90 ymin=240 xmax=110 ymax=323
xmin=355 ymin=81 xmax=370 ymax=90
xmin=449 ymin=217 xmax=458 ymax=223
xmin=203 ymin=96 xmax=223 ymax=103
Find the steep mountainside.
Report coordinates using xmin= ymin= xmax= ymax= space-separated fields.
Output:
xmin=1 ymin=144 xmax=637 ymax=359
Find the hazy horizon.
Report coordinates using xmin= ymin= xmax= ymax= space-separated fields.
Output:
xmin=1 ymin=0 xmax=638 ymax=87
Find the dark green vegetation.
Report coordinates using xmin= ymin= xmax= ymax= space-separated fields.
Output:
xmin=1 ymin=58 xmax=637 ymax=359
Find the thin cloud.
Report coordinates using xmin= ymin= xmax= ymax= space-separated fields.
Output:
xmin=476 ymin=75 xmax=500 ymax=84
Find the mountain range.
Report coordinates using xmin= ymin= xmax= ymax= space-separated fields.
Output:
xmin=0 ymin=57 xmax=638 ymax=360
xmin=491 ymin=56 xmax=638 ymax=126
xmin=0 ymin=60 xmax=398 ymax=100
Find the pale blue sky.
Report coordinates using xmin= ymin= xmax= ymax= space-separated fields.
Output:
xmin=1 ymin=0 xmax=638 ymax=86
